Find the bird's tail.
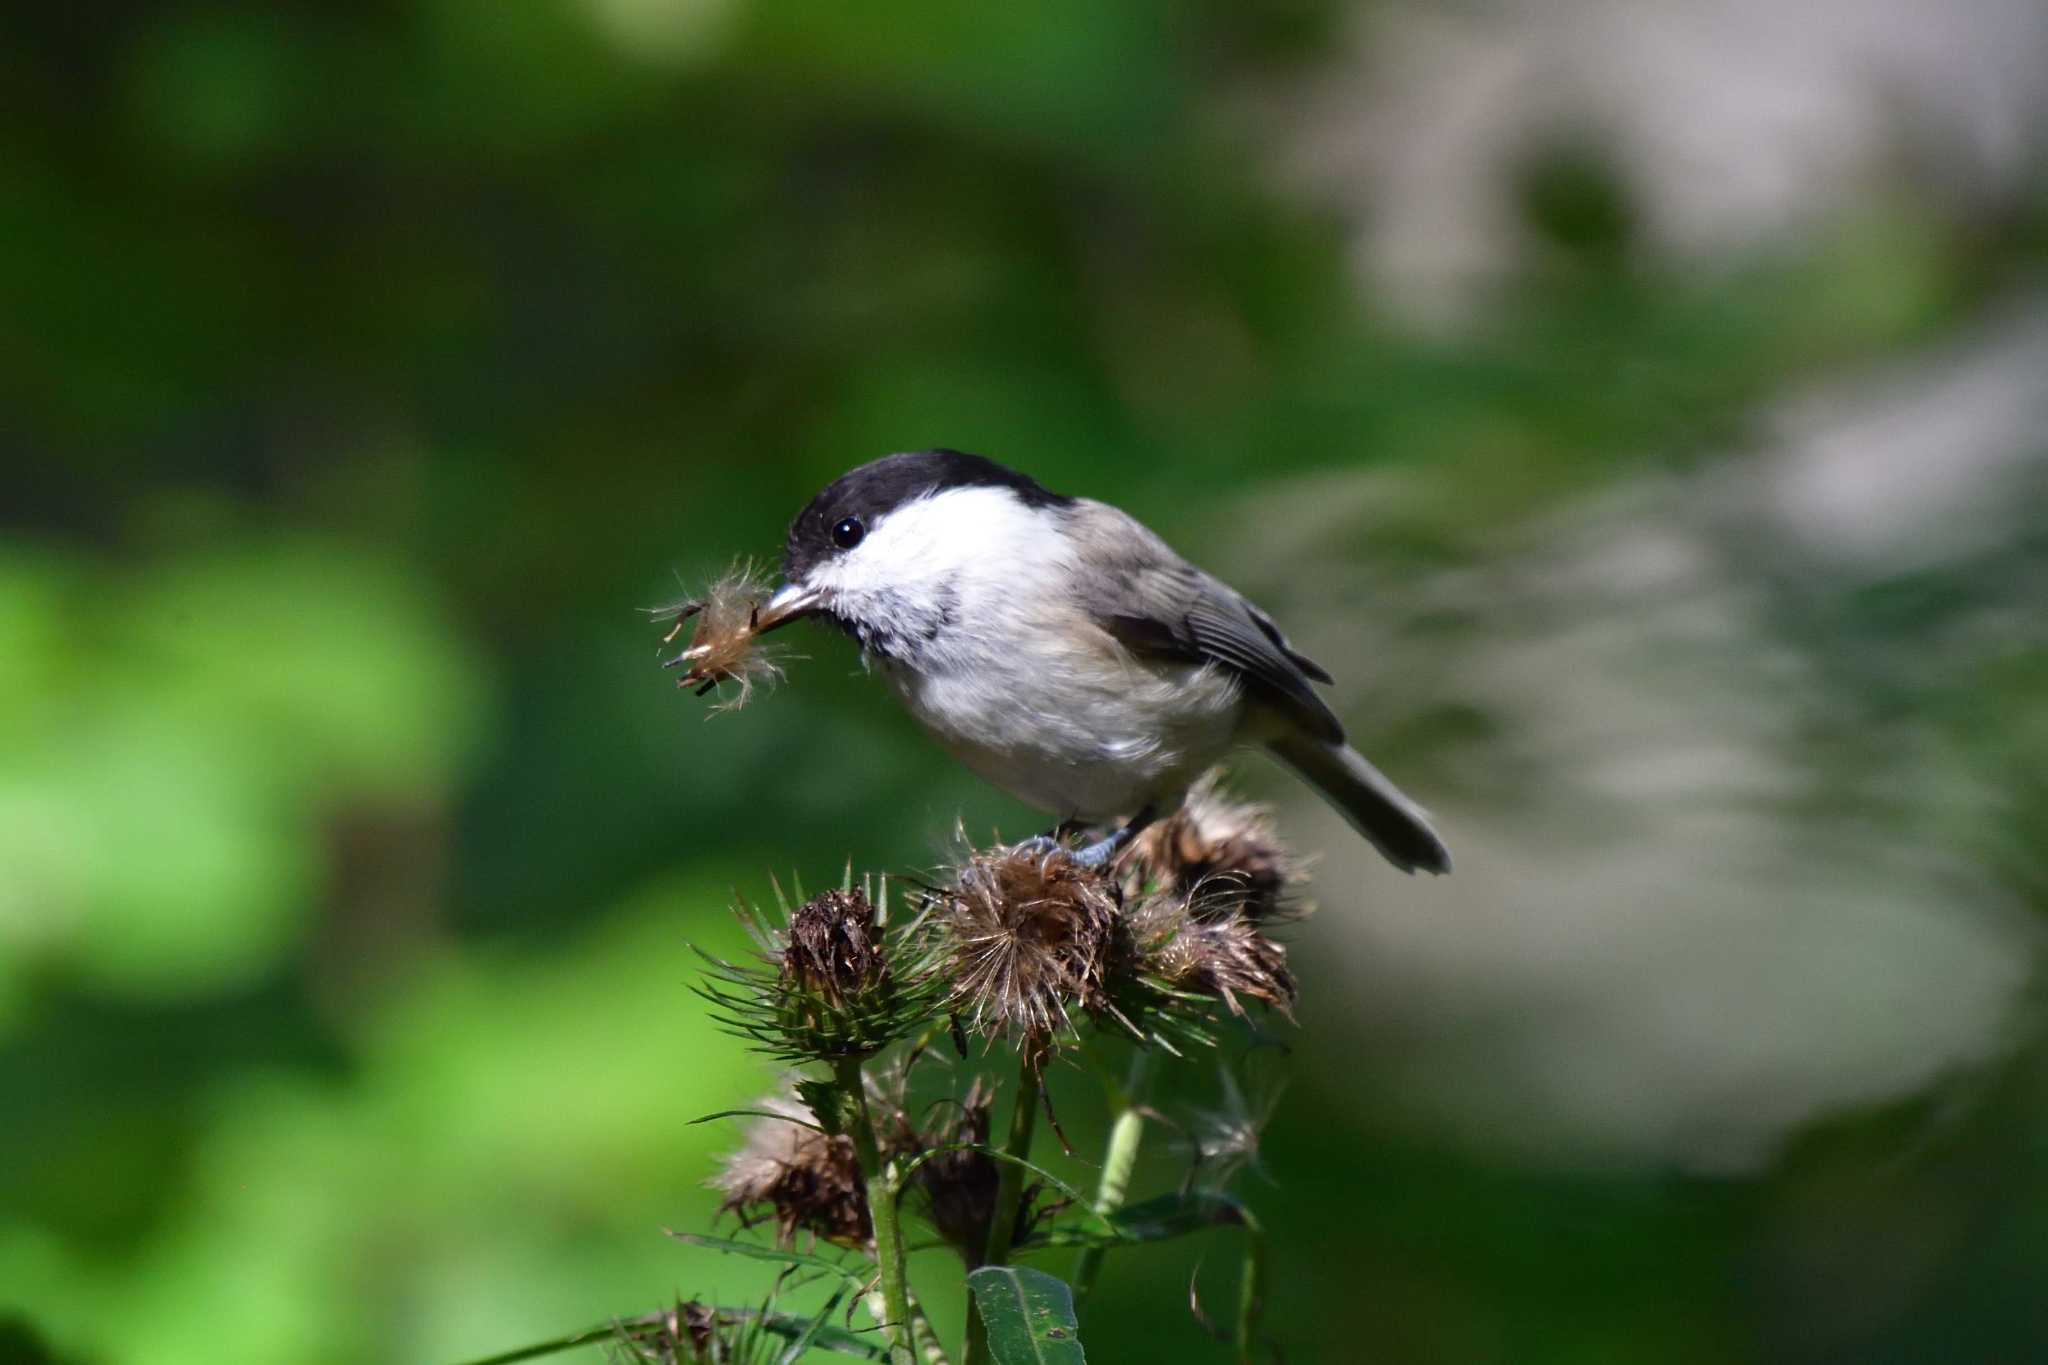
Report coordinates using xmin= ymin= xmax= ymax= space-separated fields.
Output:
xmin=1267 ymin=734 xmax=1452 ymax=875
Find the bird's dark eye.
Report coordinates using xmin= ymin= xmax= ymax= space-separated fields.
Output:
xmin=831 ymin=516 xmax=865 ymax=550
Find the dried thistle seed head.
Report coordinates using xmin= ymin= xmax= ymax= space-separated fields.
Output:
xmin=698 ymin=878 xmax=940 ymax=1063
xmin=1125 ymin=773 xmax=1304 ymax=921
xmin=899 ymin=1080 xmax=1063 ymax=1256
xmin=936 ymin=842 xmax=1127 ymax=1046
xmin=1133 ymin=894 xmax=1298 ymax=1021
xmin=611 ymin=1299 xmax=718 ymax=1364
xmin=901 ymin=1079 xmax=999 ymax=1254
xmin=781 ymin=888 xmax=885 ymax=1004
xmin=710 ymin=1095 xmax=871 ymax=1248
xmin=613 ymin=1297 xmax=793 ymax=1365
xmin=657 ymin=560 xmax=787 ymax=712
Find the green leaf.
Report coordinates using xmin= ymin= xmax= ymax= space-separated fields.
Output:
xmin=1033 ymin=1190 xmax=1247 ymax=1249
xmin=746 ymin=1297 xmax=885 ymax=1362
xmin=1104 ymin=1190 xmax=1247 ymax=1241
xmin=446 ymin=1302 xmax=887 ymax=1365
xmin=688 ymin=1107 xmax=829 ymax=1134
xmin=664 ymin=1230 xmax=870 ymax=1289
xmin=1032 ymin=1192 xmax=1268 ymax=1360
xmin=895 ymin=1143 xmax=1104 ymax=1228
xmin=966 ymin=1266 xmax=1086 ymax=1364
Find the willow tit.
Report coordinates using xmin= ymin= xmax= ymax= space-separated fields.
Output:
xmin=753 ymin=450 xmax=1450 ymax=875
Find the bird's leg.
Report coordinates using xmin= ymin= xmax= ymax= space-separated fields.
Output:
xmin=1014 ymin=818 xmax=1088 ymax=859
xmin=1066 ymin=806 xmax=1158 ymax=870
xmin=1012 ymin=811 xmax=1157 ymax=869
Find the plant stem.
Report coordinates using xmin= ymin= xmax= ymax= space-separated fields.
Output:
xmin=836 ymin=1056 xmax=914 ymax=1365
xmin=1071 ymin=1046 xmax=1155 ymax=1299
xmin=1235 ymin=1207 xmax=1267 ymax=1365
xmin=980 ymin=1053 xmax=1040 ymax=1268
xmin=906 ymin=1291 xmax=953 ymax=1365
xmin=960 ymin=1048 xmax=1041 ymax=1365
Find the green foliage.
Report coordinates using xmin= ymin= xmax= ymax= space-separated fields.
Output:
xmin=965 ymin=1268 xmax=1086 ymax=1365
xmin=0 ymin=540 xmax=484 ymax=1009
xmin=449 ymin=1297 xmax=885 ymax=1365
xmin=1038 ymin=1190 xmax=1248 ymax=1248
xmin=662 ymin=1233 xmax=869 ymax=1292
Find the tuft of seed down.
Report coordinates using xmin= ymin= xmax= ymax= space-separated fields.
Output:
xmin=710 ymin=1094 xmax=871 ymax=1248
xmin=657 ymin=561 xmax=788 ymax=712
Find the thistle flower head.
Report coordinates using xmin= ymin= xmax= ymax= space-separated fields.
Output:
xmin=697 ymin=876 xmax=941 ymax=1063
xmin=1131 ymin=894 xmax=1298 ymax=1021
xmin=932 ymin=842 xmax=1128 ymax=1048
xmin=780 ymin=887 xmax=886 ymax=1006
xmin=611 ymin=1297 xmax=802 ymax=1365
xmin=710 ymin=1093 xmax=871 ymax=1248
xmin=1125 ymin=773 xmax=1304 ymax=921
xmin=926 ymin=831 xmax=1304 ymax=1055
xmin=902 ymin=1079 xmax=1000 ymax=1254
xmin=610 ymin=1300 xmax=717 ymax=1364
xmin=897 ymin=1079 xmax=1063 ymax=1257
xmin=656 ymin=560 xmax=788 ymax=712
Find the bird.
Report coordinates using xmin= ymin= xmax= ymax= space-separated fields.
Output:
xmin=751 ymin=449 xmax=1450 ymax=875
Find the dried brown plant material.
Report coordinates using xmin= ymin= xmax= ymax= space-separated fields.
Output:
xmin=701 ymin=878 xmax=942 ymax=1064
xmin=781 ymin=888 xmax=886 ymax=1006
xmin=894 ymin=1079 xmax=1065 ymax=1257
xmin=1124 ymin=772 xmax=1305 ymax=921
xmin=934 ymin=842 xmax=1129 ymax=1047
xmin=858 ymin=1054 xmax=923 ymax=1155
xmin=657 ymin=561 xmax=786 ymax=711
xmin=613 ymin=1299 xmax=718 ymax=1363
xmin=710 ymin=1095 xmax=871 ymax=1248
xmin=1132 ymin=893 xmax=1298 ymax=1020
xmin=900 ymin=1078 xmax=1001 ymax=1255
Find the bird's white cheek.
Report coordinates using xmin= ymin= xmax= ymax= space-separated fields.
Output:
xmin=805 ymin=561 xmax=873 ymax=617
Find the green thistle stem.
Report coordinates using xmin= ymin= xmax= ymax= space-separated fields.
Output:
xmin=1072 ymin=1046 xmax=1155 ymax=1299
xmin=961 ymin=1048 xmax=1041 ymax=1365
xmin=1236 ymin=1205 xmax=1267 ymax=1364
xmin=907 ymin=1292 xmax=953 ymax=1365
xmin=836 ymin=1056 xmax=914 ymax=1365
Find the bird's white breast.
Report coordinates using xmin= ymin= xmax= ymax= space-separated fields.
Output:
xmin=836 ymin=487 xmax=1246 ymax=821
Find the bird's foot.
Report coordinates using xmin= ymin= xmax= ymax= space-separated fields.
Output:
xmin=1065 ymin=833 xmax=1127 ymax=870
xmin=1013 ymin=833 xmax=1065 ymax=860
xmin=1015 ymin=808 xmax=1158 ymax=871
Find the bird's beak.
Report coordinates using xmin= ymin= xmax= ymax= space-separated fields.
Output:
xmin=753 ymin=581 xmax=823 ymax=634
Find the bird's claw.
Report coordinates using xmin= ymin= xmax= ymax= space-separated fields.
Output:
xmin=1013 ymin=827 xmax=1133 ymax=870
xmin=1065 ymin=834 xmax=1125 ymax=870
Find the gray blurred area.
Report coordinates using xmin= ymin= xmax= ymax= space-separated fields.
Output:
xmin=1279 ymin=0 xmax=2048 ymax=328
xmin=1240 ymin=0 xmax=2048 ymax=1177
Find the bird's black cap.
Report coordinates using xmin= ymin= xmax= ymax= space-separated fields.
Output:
xmin=782 ymin=449 xmax=1071 ymax=582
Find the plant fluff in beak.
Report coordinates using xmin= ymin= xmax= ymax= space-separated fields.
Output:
xmin=657 ymin=562 xmax=800 ymax=711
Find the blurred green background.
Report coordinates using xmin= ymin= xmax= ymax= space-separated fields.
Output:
xmin=6 ymin=1 xmax=2048 ymax=1361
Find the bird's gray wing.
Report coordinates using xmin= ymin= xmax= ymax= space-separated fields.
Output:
xmin=1069 ymin=502 xmax=1346 ymax=745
